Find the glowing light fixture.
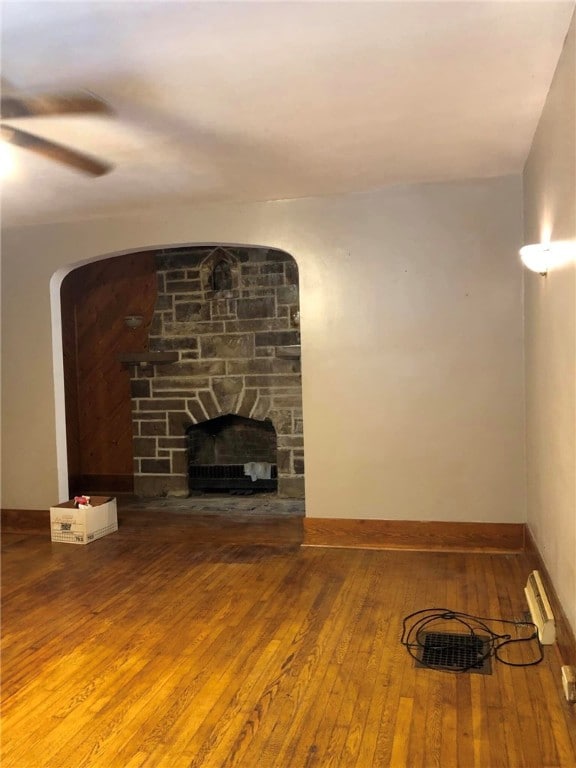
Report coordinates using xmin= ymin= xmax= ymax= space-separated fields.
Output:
xmin=519 ymin=243 xmax=552 ymax=275
xmin=519 ymin=241 xmax=576 ymax=276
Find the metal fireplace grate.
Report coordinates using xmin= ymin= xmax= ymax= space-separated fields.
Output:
xmin=415 ymin=632 xmax=492 ymax=674
xmin=189 ymin=465 xmax=278 ymax=479
xmin=188 ymin=464 xmax=278 ymax=492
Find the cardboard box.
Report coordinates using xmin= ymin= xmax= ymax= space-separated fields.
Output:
xmin=50 ymin=496 xmax=118 ymax=544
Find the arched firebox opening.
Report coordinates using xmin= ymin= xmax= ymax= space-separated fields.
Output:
xmin=187 ymin=415 xmax=278 ymax=493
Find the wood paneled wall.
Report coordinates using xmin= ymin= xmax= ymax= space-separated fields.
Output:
xmin=61 ymin=252 xmax=157 ymax=495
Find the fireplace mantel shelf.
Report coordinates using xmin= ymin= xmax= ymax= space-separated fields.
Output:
xmin=118 ymin=352 xmax=179 ymax=365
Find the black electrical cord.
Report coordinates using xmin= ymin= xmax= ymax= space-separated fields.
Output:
xmin=401 ymin=608 xmax=543 ymax=673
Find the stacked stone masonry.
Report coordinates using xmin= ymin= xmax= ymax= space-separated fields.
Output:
xmin=129 ymin=246 xmax=304 ymax=498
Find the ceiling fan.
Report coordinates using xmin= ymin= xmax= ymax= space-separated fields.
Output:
xmin=0 ymin=87 xmax=114 ymax=176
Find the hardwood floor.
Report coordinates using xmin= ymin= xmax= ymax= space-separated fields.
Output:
xmin=2 ymin=523 xmax=575 ymax=768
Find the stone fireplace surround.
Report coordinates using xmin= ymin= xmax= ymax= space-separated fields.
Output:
xmin=127 ymin=246 xmax=304 ymax=498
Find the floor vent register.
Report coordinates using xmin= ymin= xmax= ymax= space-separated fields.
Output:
xmin=415 ymin=631 xmax=492 ymax=675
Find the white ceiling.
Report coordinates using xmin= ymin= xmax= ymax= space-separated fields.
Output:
xmin=1 ymin=1 xmax=574 ymax=227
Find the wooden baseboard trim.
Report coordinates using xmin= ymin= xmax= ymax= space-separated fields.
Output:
xmin=1 ymin=508 xmax=50 ymax=535
xmin=525 ymin=526 xmax=576 ymax=668
xmin=303 ymin=518 xmax=525 ymax=552
xmin=4 ymin=510 xmax=526 ymax=552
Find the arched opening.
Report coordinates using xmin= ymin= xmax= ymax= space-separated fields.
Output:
xmin=58 ymin=244 xmax=304 ymax=503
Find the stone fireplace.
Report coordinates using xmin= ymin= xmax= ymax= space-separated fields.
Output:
xmin=127 ymin=246 xmax=304 ymax=498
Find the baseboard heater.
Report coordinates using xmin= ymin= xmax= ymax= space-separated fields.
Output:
xmin=524 ymin=570 xmax=556 ymax=645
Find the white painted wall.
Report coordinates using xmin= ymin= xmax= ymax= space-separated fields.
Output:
xmin=523 ymin=13 xmax=576 ymax=637
xmin=1 ymin=175 xmax=525 ymax=521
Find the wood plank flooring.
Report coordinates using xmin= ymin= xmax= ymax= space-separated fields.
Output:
xmin=2 ymin=523 xmax=575 ymax=768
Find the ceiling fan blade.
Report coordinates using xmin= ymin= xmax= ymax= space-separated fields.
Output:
xmin=1 ymin=92 xmax=113 ymax=120
xmin=1 ymin=125 xmax=112 ymax=176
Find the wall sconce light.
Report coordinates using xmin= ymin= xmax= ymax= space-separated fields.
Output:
xmin=519 ymin=243 xmax=552 ymax=276
xmin=519 ymin=241 xmax=576 ymax=276
xmin=124 ymin=315 xmax=144 ymax=329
